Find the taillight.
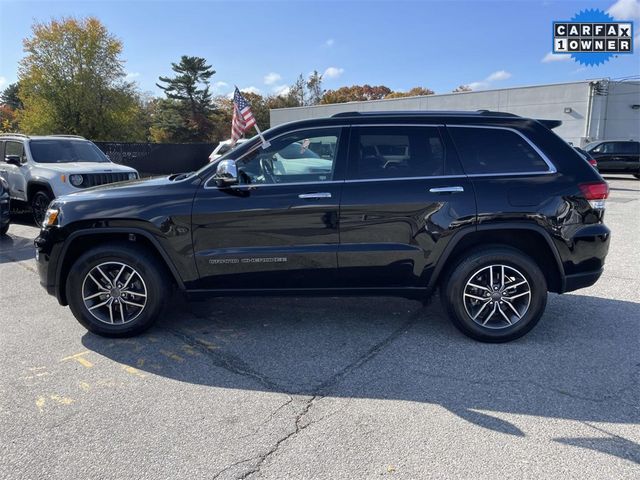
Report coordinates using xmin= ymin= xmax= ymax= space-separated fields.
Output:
xmin=587 ymin=158 xmax=597 ymax=167
xmin=579 ymin=181 xmax=609 ymax=209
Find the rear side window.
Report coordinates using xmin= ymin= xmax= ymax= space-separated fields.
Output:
xmin=611 ymin=142 xmax=639 ymax=154
xmin=349 ymin=126 xmax=444 ymax=180
xmin=449 ymin=127 xmax=551 ymax=175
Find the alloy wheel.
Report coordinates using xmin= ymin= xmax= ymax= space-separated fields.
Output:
xmin=81 ymin=261 xmax=148 ymax=325
xmin=462 ymin=264 xmax=531 ymax=329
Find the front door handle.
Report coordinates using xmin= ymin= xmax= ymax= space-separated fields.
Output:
xmin=298 ymin=192 xmax=332 ymax=199
xmin=429 ymin=186 xmax=464 ymax=194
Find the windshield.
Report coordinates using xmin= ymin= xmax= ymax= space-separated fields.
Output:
xmin=29 ymin=140 xmax=111 ymax=164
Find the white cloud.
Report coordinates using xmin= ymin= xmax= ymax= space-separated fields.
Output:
xmin=486 ymin=70 xmax=511 ymax=82
xmin=125 ymin=72 xmax=140 ymax=80
xmin=213 ymin=81 xmax=229 ymax=92
xmin=273 ymin=84 xmax=291 ymax=96
xmin=464 ymin=70 xmax=512 ymax=91
xmin=263 ymin=72 xmax=281 ymax=86
xmin=541 ymin=51 xmax=571 ymax=63
xmin=607 ymin=0 xmax=640 ymax=21
xmin=467 ymin=81 xmax=489 ymax=90
xmin=0 ymin=76 xmax=6 ymax=90
xmin=240 ymin=86 xmax=261 ymax=95
xmin=323 ymin=66 xmax=344 ymax=79
xmin=324 ymin=38 xmax=335 ymax=47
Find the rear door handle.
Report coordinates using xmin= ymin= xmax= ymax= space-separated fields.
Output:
xmin=298 ymin=192 xmax=332 ymax=199
xmin=429 ymin=186 xmax=464 ymax=194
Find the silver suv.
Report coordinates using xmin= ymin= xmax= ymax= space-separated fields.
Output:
xmin=0 ymin=134 xmax=138 ymax=224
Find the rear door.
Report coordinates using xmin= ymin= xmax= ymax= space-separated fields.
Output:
xmin=337 ymin=124 xmax=476 ymax=288
xmin=192 ymin=126 xmax=347 ymax=290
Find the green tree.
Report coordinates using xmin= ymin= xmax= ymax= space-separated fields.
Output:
xmin=155 ymin=56 xmax=216 ymax=141
xmin=18 ymin=17 xmax=145 ymax=140
xmin=306 ymin=70 xmax=324 ymax=106
xmin=1 ymin=82 xmax=23 ymax=110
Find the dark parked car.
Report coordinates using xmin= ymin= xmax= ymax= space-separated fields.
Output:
xmin=573 ymin=146 xmax=598 ymax=169
xmin=0 ymin=176 xmax=9 ymax=236
xmin=35 ymin=111 xmax=610 ymax=342
xmin=585 ymin=140 xmax=640 ymax=179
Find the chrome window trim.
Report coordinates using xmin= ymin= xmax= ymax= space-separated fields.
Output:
xmin=446 ymin=124 xmax=557 ymax=175
xmin=203 ymin=122 xmax=558 ymax=190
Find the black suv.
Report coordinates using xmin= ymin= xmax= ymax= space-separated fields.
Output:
xmin=585 ymin=140 xmax=640 ymax=178
xmin=35 ymin=111 xmax=610 ymax=342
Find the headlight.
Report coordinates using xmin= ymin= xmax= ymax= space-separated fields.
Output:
xmin=69 ymin=174 xmax=84 ymax=187
xmin=42 ymin=208 xmax=60 ymax=228
xmin=128 ymin=172 xmax=137 ymax=180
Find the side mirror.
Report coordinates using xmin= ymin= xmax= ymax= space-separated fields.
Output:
xmin=5 ymin=155 xmax=22 ymax=167
xmin=214 ymin=159 xmax=238 ymax=186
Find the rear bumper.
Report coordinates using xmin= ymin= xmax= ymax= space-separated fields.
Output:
xmin=563 ymin=268 xmax=604 ymax=293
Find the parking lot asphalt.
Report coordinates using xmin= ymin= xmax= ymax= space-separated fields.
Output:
xmin=1 ymin=176 xmax=639 ymax=479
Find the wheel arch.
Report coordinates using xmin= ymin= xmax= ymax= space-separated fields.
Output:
xmin=429 ymin=224 xmax=565 ymax=294
xmin=27 ymin=181 xmax=54 ymax=202
xmin=56 ymin=228 xmax=185 ymax=305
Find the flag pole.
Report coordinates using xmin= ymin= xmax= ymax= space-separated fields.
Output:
xmin=253 ymin=124 xmax=271 ymax=149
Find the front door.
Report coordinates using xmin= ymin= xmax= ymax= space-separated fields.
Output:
xmin=338 ymin=125 xmax=476 ymax=288
xmin=4 ymin=141 xmax=28 ymax=201
xmin=192 ymin=127 xmax=346 ymax=290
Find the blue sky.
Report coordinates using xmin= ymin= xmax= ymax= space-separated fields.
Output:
xmin=0 ymin=0 xmax=639 ymax=98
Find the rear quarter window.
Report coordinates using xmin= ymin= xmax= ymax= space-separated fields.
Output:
xmin=449 ymin=126 xmax=551 ymax=175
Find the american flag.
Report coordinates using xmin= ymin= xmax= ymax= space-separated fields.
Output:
xmin=231 ymin=87 xmax=256 ymax=145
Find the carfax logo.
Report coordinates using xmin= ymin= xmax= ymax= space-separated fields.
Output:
xmin=553 ymin=8 xmax=634 ymax=66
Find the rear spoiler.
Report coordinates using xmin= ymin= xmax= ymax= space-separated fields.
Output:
xmin=537 ymin=119 xmax=562 ymax=130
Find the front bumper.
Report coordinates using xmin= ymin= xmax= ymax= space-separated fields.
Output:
xmin=35 ymin=228 xmax=64 ymax=302
xmin=0 ymin=193 xmax=9 ymax=227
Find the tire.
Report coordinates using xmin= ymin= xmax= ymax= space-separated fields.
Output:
xmin=441 ymin=246 xmax=547 ymax=343
xmin=634 ymin=174 xmax=640 ymax=180
xmin=31 ymin=190 xmax=52 ymax=226
xmin=66 ymin=243 xmax=170 ymax=337
xmin=0 ymin=224 xmax=8 ymax=236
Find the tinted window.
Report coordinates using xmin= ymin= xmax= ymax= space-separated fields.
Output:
xmin=236 ymin=128 xmax=340 ymax=185
xmin=29 ymin=140 xmax=110 ymax=163
xmin=612 ymin=142 xmax=639 ymax=154
xmin=349 ymin=126 xmax=444 ymax=179
xmin=449 ymin=127 xmax=550 ymax=174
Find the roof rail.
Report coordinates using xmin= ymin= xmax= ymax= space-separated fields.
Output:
xmin=476 ymin=110 xmax=518 ymax=117
xmin=0 ymin=133 xmax=29 ymax=138
xmin=331 ymin=110 xmax=522 ymax=118
xmin=49 ymin=134 xmax=86 ymax=139
xmin=331 ymin=111 xmax=361 ymax=117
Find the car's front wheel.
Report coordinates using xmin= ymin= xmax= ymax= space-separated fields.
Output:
xmin=441 ymin=246 xmax=547 ymax=342
xmin=66 ymin=243 xmax=170 ymax=337
xmin=31 ymin=190 xmax=52 ymax=226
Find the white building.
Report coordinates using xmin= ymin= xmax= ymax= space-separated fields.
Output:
xmin=270 ymin=79 xmax=640 ymax=147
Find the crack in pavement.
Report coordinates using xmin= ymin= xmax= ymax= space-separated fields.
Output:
xmin=227 ymin=310 xmax=422 ymax=480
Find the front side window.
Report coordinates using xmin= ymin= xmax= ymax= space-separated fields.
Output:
xmin=29 ymin=140 xmax=110 ymax=164
xmin=349 ymin=126 xmax=444 ymax=180
xmin=449 ymin=127 xmax=550 ymax=175
xmin=5 ymin=141 xmax=24 ymax=161
xmin=235 ymin=128 xmax=340 ymax=185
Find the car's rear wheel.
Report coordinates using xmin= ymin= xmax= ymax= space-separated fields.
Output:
xmin=31 ymin=190 xmax=52 ymax=226
xmin=634 ymin=173 xmax=640 ymax=180
xmin=66 ymin=243 xmax=170 ymax=337
xmin=441 ymin=246 xmax=547 ymax=342
xmin=0 ymin=224 xmax=8 ymax=236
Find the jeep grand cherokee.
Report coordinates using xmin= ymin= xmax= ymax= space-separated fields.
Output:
xmin=35 ymin=111 xmax=610 ymax=342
